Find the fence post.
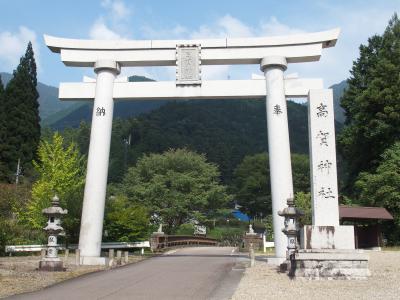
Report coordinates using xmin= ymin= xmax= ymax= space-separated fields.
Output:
xmin=64 ymin=249 xmax=69 ymax=263
xmin=124 ymin=251 xmax=129 ymax=264
xmin=75 ymin=249 xmax=80 ymax=266
xmin=116 ymin=250 xmax=122 ymax=265
xmin=108 ymin=249 xmax=114 ymax=267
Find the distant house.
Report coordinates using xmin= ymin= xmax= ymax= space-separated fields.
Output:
xmin=339 ymin=206 xmax=393 ymax=249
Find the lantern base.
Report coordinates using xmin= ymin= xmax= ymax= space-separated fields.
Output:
xmin=39 ymin=258 xmax=64 ymax=272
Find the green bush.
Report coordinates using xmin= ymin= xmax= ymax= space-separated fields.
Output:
xmin=175 ymin=223 xmax=195 ymax=235
xmin=208 ymin=226 xmax=244 ymax=246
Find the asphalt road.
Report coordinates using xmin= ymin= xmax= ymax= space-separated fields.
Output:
xmin=9 ymin=247 xmax=246 ymax=300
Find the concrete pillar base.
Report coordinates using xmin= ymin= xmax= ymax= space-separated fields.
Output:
xmin=80 ymin=256 xmax=106 ymax=266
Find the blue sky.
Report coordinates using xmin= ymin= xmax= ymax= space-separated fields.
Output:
xmin=0 ymin=0 xmax=398 ymax=87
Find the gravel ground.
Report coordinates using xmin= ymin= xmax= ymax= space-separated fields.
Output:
xmin=0 ymin=254 xmax=145 ymax=298
xmin=231 ymin=251 xmax=400 ymax=300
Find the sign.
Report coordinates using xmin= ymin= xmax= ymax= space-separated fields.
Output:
xmin=194 ymin=225 xmax=206 ymax=236
xmin=176 ymin=44 xmax=201 ymax=85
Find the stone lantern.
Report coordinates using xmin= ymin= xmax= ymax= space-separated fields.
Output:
xmin=278 ymin=198 xmax=304 ymax=259
xmin=39 ymin=195 xmax=68 ymax=271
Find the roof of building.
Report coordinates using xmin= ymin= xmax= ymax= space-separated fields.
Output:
xmin=339 ymin=206 xmax=393 ymax=220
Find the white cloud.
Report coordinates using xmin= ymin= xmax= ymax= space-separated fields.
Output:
xmin=260 ymin=17 xmax=305 ymax=36
xmin=191 ymin=14 xmax=253 ymax=39
xmin=89 ymin=0 xmax=132 ymax=40
xmin=101 ymin=0 xmax=131 ymax=21
xmin=89 ymin=17 xmax=122 ymax=40
xmin=288 ymin=7 xmax=397 ymax=87
xmin=0 ymin=26 xmax=40 ymax=72
xmin=141 ymin=24 xmax=188 ymax=40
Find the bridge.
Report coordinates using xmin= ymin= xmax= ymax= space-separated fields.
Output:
xmin=150 ymin=235 xmax=218 ymax=252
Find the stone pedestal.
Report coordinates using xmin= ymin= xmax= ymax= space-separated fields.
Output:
xmin=39 ymin=258 xmax=64 ymax=272
xmin=293 ymin=249 xmax=370 ymax=279
xmin=301 ymin=225 xmax=355 ymax=250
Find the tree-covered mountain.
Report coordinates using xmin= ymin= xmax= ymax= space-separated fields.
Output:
xmin=48 ymin=75 xmax=166 ymax=129
xmin=1 ymin=71 xmax=348 ymax=129
xmin=93 ymin=99 xmax=316 ymax=183
xmin=46 ymin=78 xmax=347 ymax=129
xmin=0 ymin=72 xmax=79 ymax=121
xmin=330 ymin=80 xmax=348 ymax=124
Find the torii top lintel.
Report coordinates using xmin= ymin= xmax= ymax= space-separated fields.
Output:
xmin=44 ymin=28 xmax=340 ymax=67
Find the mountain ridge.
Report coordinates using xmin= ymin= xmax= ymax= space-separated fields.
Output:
xmin=0 ymin=72 xmax=348 ymax=128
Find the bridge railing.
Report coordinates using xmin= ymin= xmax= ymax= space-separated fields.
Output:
xmin=150 ymin=234 xmax=218 ymax=252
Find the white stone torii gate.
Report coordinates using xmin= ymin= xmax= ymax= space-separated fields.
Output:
xmin=44 ymin=28 xmax=354 ymax=265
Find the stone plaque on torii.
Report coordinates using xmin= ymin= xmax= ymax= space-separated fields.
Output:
xmin=44 ymin=28 xmax=354 ymax=265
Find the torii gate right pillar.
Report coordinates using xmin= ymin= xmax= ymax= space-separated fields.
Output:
xmin=261 ymin=56 xmax=294 ymax=259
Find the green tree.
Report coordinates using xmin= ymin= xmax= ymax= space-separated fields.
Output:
xmin=355 ymin=142 xmax=400 ymax=244
xmin=120 ymin=149 xmax=231 ymax=232
xmin=339 ymin=14 xmax=400 ymax=184
xmin=0 ymin=183 xmax=45 ymax=254
xmin=232 ymin=153 xmax=270 ymax=218
xmin=232 ymin=153 xmax=310 ymax=218
xmin=294 ymin=192 xmax=312 ymax=226
xmin=0 ymin=76 xmax=6 ymax=178
xmin=104 ymin=195 xmax=150 ymax=242
xmin=23 ymin=133 xmax=85 ymax=241
xmin=292 ymin=154 xmax=310 ymax=193
xmin=0 ymin=42 xmax=40 ymax=181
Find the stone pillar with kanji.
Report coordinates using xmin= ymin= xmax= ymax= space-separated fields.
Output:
xmin=301 ymin=89 xmax=354 ymax=249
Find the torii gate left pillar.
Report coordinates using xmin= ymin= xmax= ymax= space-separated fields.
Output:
xmin=78 ymin=60 xmax=120 ymax=265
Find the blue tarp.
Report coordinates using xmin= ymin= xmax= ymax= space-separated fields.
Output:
xmin=231 ymin=210 xmax=251 ymax=222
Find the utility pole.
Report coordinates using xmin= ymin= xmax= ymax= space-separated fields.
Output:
xmin=15 ymin=158 xmax=22 ymax=186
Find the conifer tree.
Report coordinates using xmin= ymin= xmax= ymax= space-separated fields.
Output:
xmin=339 ymin=14 xmax=400 ymax=184
xmin=0 ymin=76 xmax=7 ymax=179
xmin=0 ymin=42 xmax=40 ymax=181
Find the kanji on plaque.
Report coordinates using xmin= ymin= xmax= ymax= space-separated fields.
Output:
xmin=316 ymin=102 xmax=328 ymax=117
xmin=316 ymin=130 xmax=329 ymax=146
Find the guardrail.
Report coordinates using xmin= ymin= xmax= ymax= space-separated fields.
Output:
xmin=5 ymin=241 xmax=150 ymax=254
